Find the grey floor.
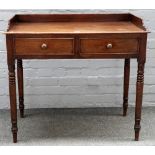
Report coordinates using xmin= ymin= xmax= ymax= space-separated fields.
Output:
xmin=0 ymin=107 xmax=155 ymax=146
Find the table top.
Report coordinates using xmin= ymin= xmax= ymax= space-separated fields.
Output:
xmin=5 ymin=14 xmax=148 ymax=34
xmin=7 ymin=21 xmax=145 ymax=34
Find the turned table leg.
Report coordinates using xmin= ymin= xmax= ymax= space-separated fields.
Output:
xmin=17 ymin=59 xmax=24 ymax=118
xmin=123 ymin=59 xmax=130 ymax=116
xmin=8 ymin=63 xmax=18 ymax=143
xmin=134 ymin=61 xmax=145 ymax=141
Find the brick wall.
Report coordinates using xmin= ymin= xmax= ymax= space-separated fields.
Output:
xmin=0 ymin=9 xmax=155 ymax=109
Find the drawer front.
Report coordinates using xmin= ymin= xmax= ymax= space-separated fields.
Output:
xmin=15 ymin=38 xmax=74 ymax=56
xmin=80 ymin=38 xmax=138 ymax=54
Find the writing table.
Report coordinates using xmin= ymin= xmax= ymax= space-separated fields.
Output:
xmin=5 ymin=14 xmax=148 ymax=143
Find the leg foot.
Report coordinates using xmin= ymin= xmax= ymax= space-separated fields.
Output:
xmin=134 ymin=121 xmax=141 ymax=141
xmin=135 ymin=131 xmax=140 ymax=141
xmin=12 ymin=121 xmax=18 ymax=143
xmin=13 ymin=133 xmax=17 ymax=143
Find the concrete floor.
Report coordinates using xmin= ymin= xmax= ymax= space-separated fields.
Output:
xmin=0 ymin=107 xmax=155 ymax=145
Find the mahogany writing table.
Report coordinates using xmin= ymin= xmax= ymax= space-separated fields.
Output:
xmin=5 ymin=14 xmax=148 ymax=143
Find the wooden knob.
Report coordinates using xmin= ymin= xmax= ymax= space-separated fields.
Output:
xmin=106 ymin=43 xmax=113 ymax=49
xmin=41 ymin=43 xmax=48 ymax=49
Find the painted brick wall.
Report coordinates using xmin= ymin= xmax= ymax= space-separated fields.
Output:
xmin=0 ymin=9 xmax=155 ymax=109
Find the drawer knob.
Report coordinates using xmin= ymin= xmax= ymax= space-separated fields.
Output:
xmin=41 ymin=43 xmax=48 ymax=49
xmin=106 ymin=43 xmax=113 ymax=49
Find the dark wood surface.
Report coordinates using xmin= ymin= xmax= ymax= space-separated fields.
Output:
xmin=17 ymin=59 xmax=24 ymax=118
xmin=5 ymin=13 xmax=148 ymax=143
xmin=80 ymin=38 xmax=138 ymax=53
xmin=15 ymin=38 xmax=74 ymax=56
xmin=123 ymin=59 xmax=130 ymax=116
xmin=6 ymin=22 xmax=146 ymax=34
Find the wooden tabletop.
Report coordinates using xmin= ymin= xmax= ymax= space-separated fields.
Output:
xmin=6 ymin=14 xmax=148 ymax=34
xmin=6 ymin=21 xmax=146 ymax=34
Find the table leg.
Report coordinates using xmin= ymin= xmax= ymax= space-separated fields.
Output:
xmin=8 ymin=62 xmax=18 ymax=143
xmin=123 ymin=59 xmax=130 ymax=116
xmin=17 ymin=59 xmax=24 ymax=118
xmin=134 ymin=61 xmax=145 ymax=141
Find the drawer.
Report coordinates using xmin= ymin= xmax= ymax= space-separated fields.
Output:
xmin=15 ymin=38 xmax=74 ymax=56
xmin=80 ymin=38 xmax=138 ymax=54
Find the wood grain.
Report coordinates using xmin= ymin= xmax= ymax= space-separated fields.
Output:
xmin=80 ymin=38 xmax=138 ymax=54
xmin=123 ymin=59 xmax=130 ymax=116
xmin=17 ymin=59 xmax=24 ymax=118
xmin=6 ymin=35 xmax=18 ymax=143
xmin=15 ymin=38 xmax=74 ymax=56
xmin=7 ymin=22 xmax=146 ymax=34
